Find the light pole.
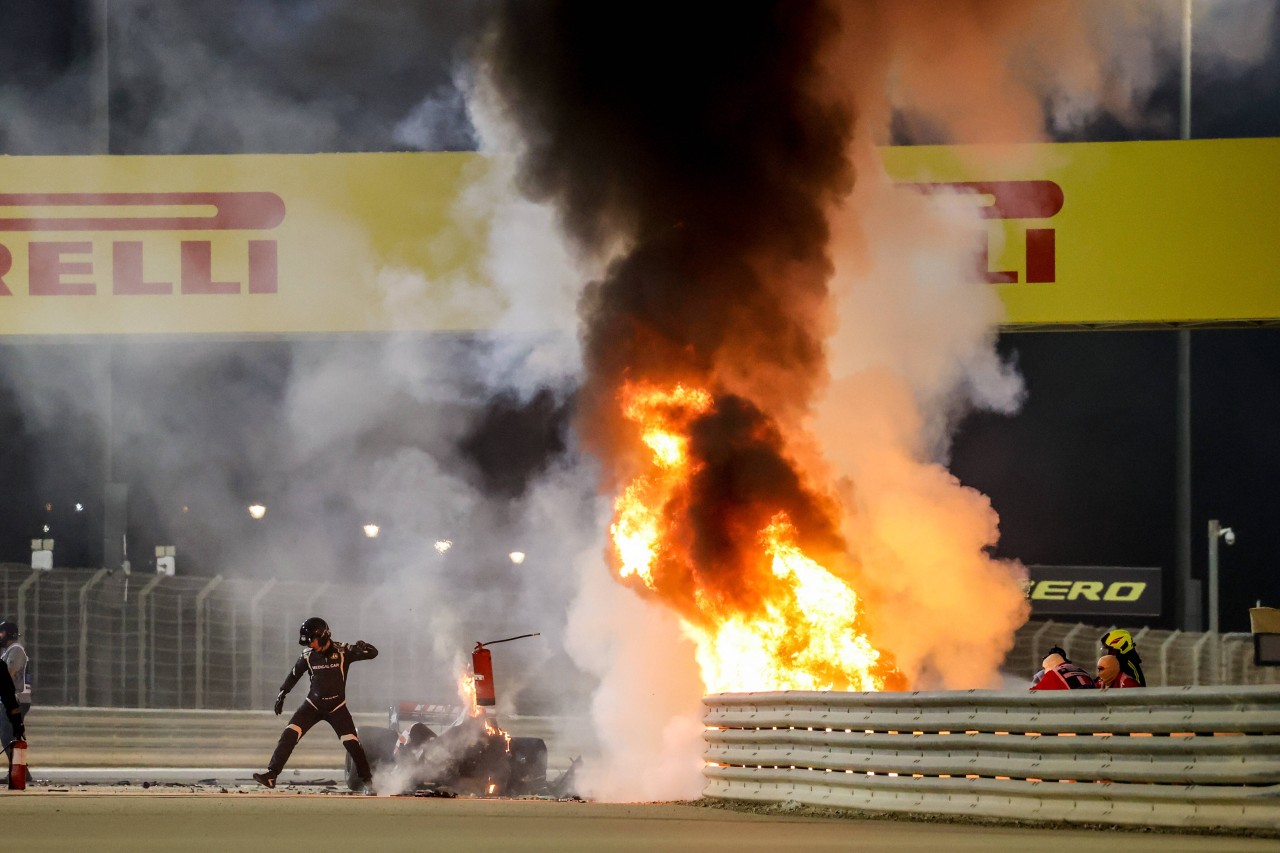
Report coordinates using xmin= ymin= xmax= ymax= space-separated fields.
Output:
xmin=1207 ymin=519 xmax=1235 ymax=635
xmin=1174 ymin=0 xmax=1196 ymax=630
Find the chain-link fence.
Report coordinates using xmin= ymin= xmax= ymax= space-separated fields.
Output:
xmin=0 ymin=564 xmax=540 ymax=712
xmin=1007 ymin=619 xmax=1280 ymax=687
xmin=1 ymin=565 xmax=1276 ymax=709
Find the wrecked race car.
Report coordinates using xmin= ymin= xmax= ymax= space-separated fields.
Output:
xmin=346 ymin=635 xmax=579 ymax=797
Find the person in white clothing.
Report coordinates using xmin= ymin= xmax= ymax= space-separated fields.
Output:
xmin=0 ymin=621 xmax=30 ymax=758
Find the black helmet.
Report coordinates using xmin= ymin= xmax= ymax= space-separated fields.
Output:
xmin=0 ymin=621 xmax=18 ymax=642
xmin=299 ymin=617 xmax=331 ymax=647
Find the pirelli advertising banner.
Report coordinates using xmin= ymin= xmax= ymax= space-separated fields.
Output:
xmin=881 ymin=137 xmax=1280 ymax=326
xmin=1026 ymin=565 xmax=1163 ymax=618
xmin=0 ymin=138 xmax=1276 ymax=336
xmin=0 ymin=152 xmax=490 ymax=336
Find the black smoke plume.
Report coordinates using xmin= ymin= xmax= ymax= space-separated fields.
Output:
xmin=481 ymin=0 xmax=853 ymax=496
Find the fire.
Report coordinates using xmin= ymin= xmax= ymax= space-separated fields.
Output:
xmin=688 ymin=517 xmax=887 ymax=692
xmin=611 ymin=384 xmax=712 ymax=589
xmin=458 ymin=665 xmax=509 ymax=739
xmin=610 ymin=382 xmax=901 ymax=694
xmin=458 ymin=671 xmax=478 ymax=708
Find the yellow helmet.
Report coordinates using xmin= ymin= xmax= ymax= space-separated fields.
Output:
xmin=1101 ymin=628 xmax=1135 ymax=655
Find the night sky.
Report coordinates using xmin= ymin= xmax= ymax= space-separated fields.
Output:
xmin=0 ymin=1 xmax=1277 ymax=631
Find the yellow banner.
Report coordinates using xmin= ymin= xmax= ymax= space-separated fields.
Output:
xmin=879 ymin=138 xmax=1280 ymax=326
xmin=0 ymin=139 xmax=1275 ymax=335
xmin=0 ymin=152 xmax=494 ymax=336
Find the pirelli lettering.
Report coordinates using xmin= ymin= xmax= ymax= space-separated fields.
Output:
xmin=1025 ymin=565 xmax=1162 ymax=618
xmin=901 ymin=180 xmax=1064 ymax=284
xmin=0 ymin=192 xmax=284 ymax=298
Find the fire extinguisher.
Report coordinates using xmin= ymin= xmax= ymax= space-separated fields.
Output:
xmin=471 ymin=633 xmax=541 ymax=711
xmin=8 ymin=738 xmax=27 ymax=790
xmin=472 ymin=644 xmax=496 ymax=709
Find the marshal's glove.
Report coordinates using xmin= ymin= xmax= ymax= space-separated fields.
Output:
xmin=8 ymin=708 xmax=23 ymax=742
xmin=274 ymin=691 xmax=286 ymax=716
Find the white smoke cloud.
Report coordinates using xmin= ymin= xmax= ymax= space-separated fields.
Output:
xmin=393 ymin=80 xmax=478 ymax=152
xmin=1195 ymin=0 xmax=1278 ymax=69
xmin=813 ymin=146 xmax=1031 ymax=689
xmin=562 ymin=535 xmax=707 ymax=801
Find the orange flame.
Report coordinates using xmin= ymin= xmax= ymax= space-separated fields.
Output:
xmin=612 ymin=384 xmax=712 ymax=589
xmin=459 ymin=665 xmax=510 ymax=739
xmin=458 ymin=671 xmax=478 ymax=709
xmin=610 ymin=381 xmax=901 ymax=694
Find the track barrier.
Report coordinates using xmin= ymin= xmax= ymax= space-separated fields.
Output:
xmin=24 ymin=708 xmax=585 ymax=771
xmin=703 ymin=687 xmax=1280 ymax=831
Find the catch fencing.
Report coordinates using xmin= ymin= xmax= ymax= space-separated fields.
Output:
xmin=1006 ymin=619 xmax=1280 ymax=687
xmin=0 ymin=564 xmax=532 ymax=713
xmin=703 ymin=687 xmax=1280 ymax=831
xmin=0 ymin=564 xmax=1275 ymax=710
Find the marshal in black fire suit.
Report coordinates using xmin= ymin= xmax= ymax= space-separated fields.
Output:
xmin=253 ymin=617 xmax=378 ymax=790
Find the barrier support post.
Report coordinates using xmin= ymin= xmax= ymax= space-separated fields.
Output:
xmin=193 ymin=575 xmax=225 ymax=708
xmin=248 ymin=579 xmax=278 ymax=708
xmin=77 ymin=568 xmax=109 ymax=705
xmin=16 ymin=571 xmax=40 ymax=665
xmin=134 ymin=574 xmax=165 ymax=707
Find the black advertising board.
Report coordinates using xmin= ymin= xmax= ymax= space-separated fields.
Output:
xmin=1025 ymin=565 xmax=1162 ymax=618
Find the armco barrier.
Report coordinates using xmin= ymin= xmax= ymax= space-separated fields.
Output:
xmin=703 ymin=687 xmax=1280 ymax=832
xmin=27 ymin=707 xmax=588 ymax=771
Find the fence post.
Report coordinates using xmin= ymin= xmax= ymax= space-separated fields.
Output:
xmin=356 ymin=585 xmax=387 ymax=708
xmin=16 ymin=570 xmax=39 ymax=664
xmin=1030 ymin=620 xmax=1056 ymax=663
xmin=193 ymin=575 xmax=225 ymax=708
xmin=249 ymin=579 xmax=278 ymax=709
xmin=1192 ymin=630 xmax=1213 ymax=686
xmin=77 ymin=568 xmax=109 ymax=706
xmin=1060 ymin=622 xmax=1087 ymax=662
xmin=304 ymin=582 xmax=330 ymax=615
xmin=1159 ymin=630 xmax=1181 ymax=686
xmin=135 ymin=574 xmax=165 ymax=707
xmin=358 ymin=585 xmax=385 ymax=640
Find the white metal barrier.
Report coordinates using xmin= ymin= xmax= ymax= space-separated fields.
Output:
xmin=703 ymin=688 xmax=1280 ymax=832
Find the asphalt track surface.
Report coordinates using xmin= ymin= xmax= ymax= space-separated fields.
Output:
xmin=5 ymin=790 xmax=1280 ymax=853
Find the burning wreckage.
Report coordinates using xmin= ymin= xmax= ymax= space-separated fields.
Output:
xmin=346 ymin=634 xmax=580 ymax=797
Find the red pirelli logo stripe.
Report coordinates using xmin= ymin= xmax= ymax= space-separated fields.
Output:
xmin=0 ymin=192 xmax=285 ymax=232
xmin=901 ymin=180 xmax=1064 ymax=284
